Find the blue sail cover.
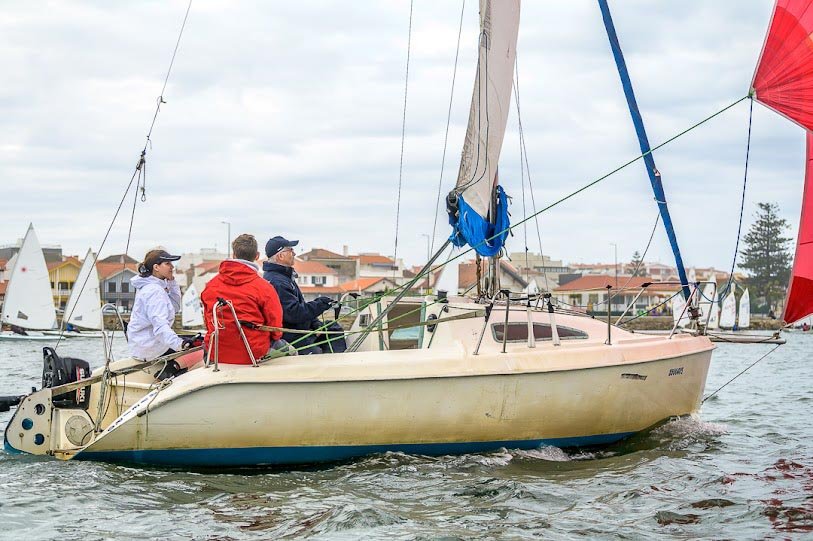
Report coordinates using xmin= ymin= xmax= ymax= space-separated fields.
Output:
xmin=449 ymin=186 xmax=510 ymax=257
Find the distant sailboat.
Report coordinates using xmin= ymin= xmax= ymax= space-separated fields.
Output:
xmin=0 ymin=224 xmax=57 ymax=341
xmin=719 ymin=285 xmax=737 ymax=329
xmin=738 ymin=288 xmax=750 ymax=329
xmin=55 ymin=248 xmax=105 ymax=338
xmin=671 ymin=294 xmax=690 ymax=328
xmin=700 ymin=282 xmax=719 ymax=330
xmin=181 ymin=284 xmax=204 ymax=328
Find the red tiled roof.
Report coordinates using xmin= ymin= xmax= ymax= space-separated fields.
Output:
xmin=300 ymin=285 xmax=344 ymax=294
xmin=554 ymin=275 xmax=680 ymax=292
xmin=96 ymin=261 xmax=138 ymax=279
xmin=352 ymin=254 xmax=395 ymax=265
xmin=99 ymin=254 xmax=138 ymax=264
xmin=47 ymin=256 xmax=82 ymax=271
xmin=294 ymin=258 xmax=337 ymax=275
xmin=0 ymin=259 xmax=7 ymax=270
xmin=195 ymin=260 xmax=223 ymax=275
xmin=339 ymin=277 xmax=393 ymax=292
xmin=0 ymin=282 xmax=6 ymax=296
xmin=300 ymin=248 xmax=347 ymax=260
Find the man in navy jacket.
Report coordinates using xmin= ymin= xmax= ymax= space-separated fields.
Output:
xmin=262 ymin=236 xmax=334 ymax=354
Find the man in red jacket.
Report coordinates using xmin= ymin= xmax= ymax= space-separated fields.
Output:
xmin=201 ymin=234 xmax=291 ymax=364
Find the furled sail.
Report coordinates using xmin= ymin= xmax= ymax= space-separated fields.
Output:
xmin=752 ymin=0 xmax=813 ymax=131
xmin=182 ymin=283 xmax=204 ymax=328
xmin=719 ymin=285 xmax=737 ymax=329
xmin=0 ymin=224 xmax=57 ymax=330
xmin=447 ymin=0 xmax=520 ymax=257
xmin=738 ymin=288 xmax=751 ymax=329
xmin=783 ymin=131 xmax=813 ymax=323
xmin=64 ymin=248 xmax=103 ymax=330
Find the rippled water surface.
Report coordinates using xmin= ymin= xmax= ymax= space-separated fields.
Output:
xmin=1 ymin=334 xmax=812 ymax=539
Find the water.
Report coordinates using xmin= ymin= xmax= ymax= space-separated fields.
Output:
xmin=1 ymin=334 xmax=812 ymax=539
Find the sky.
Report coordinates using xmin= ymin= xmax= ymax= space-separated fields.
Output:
xmin=0 ymin=1 xmax=804 ymax=272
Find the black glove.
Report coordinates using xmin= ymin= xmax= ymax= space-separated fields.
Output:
xmin=314 ymin=296 xmax=334 ymax=310
xmin=181 ymin=333 xmax=203 ymax=350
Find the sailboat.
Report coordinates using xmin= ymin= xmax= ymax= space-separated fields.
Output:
xmin=181 ymin=284 xmax=204 ymax=329
xmin=719 ymin=285 xmax=737 ymax=329
xmin=4 ymin=0 xmax=719 ymax=466
xmin=0 ymin=224 xmax=57 ymax=342
xmin=783 ymin=133 xmax=813 ymax=330
xmin=738 ymin=288 xmax=750 ymax=329
xmin=42 ymin=249 xmax=106 ymax=339
xmin=700 ymin=282 xmax=719 ymax=330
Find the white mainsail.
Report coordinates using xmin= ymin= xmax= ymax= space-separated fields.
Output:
xmin=181 ymin=284 xmax=204 ymax=328
xmin=453 ymin=0 xmax=520 ymax=218
xmin=700 ymin=282 xmax=719 ymax=329
xmin=719 ymin=285 xmax=737 ymax=329
xmin=64 ymin=248 xmax=103 ymax=330
xmin=738 ymin=288 xmax=751 ymax=329
xmin=0 ymin=224 xmax=57 ymax=330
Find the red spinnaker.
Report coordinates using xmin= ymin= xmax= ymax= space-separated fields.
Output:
xmin=783 ymin=132 xmax=813 ymax=323
xmin=752 ymin=0 xmax=813 ymax=130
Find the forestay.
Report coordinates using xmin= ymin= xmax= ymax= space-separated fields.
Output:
xmin=0 ymin=224 xmax=56 ymax=330
xmin=448 ymin=0 xmax=519 ymax=257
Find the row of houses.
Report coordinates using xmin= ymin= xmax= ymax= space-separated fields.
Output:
xmin=0 ymin=238 xmax=742 ymax=316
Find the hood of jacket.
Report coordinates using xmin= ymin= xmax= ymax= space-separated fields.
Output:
xmin=130 ymin=275 xmax=168 ymax=290
xmin=218 ymin=259 xmax=262 ymax=286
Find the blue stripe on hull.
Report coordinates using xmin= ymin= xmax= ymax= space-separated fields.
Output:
xmin=74 ymin=432 xmax=634 ymax=467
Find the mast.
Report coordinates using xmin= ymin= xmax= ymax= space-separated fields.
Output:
xmin=597 ymin=0 xmax=691 ymax=300
xmin=446 ymin=0 xmax=520 ymax=298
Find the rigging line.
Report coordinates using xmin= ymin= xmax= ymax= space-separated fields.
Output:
xmin=308 ymin=97 xmax=749 ymax=326
xmin=145 ymin=0 xmax=193 ymax=145
xmin=719 ymin=97 xmax=754 ymax=301
xmin=54 ymin=2 xmax=193 ymax=349
xmin=608 ymin=211 xmax=661 ymax=305
xmin=392 ymin=0 xmax=414 ymax=273
xmin=617 ymin=288 xmax=683 ymax=326
xmin=702 ymin=343 xmax=781 ymax=403
xmin=513 ymin=58 xmax=549 ymax=291
xmin=430 ymin=0 xmax=466 ymax=255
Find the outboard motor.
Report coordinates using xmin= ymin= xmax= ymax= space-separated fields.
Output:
xmin=41 ymin=347 xmax=91 ymax=409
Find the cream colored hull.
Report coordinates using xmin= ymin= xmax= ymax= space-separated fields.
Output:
xmin=78 ymin=341 xmax=710 ymax=465
xmin=4 ymin=307 xmax=714 ymax=467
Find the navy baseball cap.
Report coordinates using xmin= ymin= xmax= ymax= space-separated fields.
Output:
xmin=265 ymin=236 xmax=299 ymax=257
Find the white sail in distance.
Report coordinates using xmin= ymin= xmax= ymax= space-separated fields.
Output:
xmin=453 ymin=0 xmax=520 ymax=219
xmin=738 ymin=288 xmax=750 ymax=329
xmin=671 ymin=295 xmax=690 ymax=327
xmin=0 ymin=224 xmax=57 ymax=330
xmin=719 ymin=285 xmax=737 ymax=329
xmin=182 ymin=284 xmax=204 ymax=328
xmin=700 ymin=282 xmax=719 ymax=329
xmin=64 ymin=248 xmax=103 ymax=330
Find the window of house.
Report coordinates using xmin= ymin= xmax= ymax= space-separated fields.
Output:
xmin=58 ymin=281 xmax=70 ymax=291
xmin=312 ymin=276 xmax=326 ymax=285
xmin=491 ymin=322 xmax=588 ymax=343
xmin=108 ymin=282 xmax=117 ymax=293
xmin=588 ymin=294 xmax=599 ymax=305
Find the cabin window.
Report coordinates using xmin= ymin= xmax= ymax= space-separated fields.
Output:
xmin=491 ymin=322 xmax=588 ymax=343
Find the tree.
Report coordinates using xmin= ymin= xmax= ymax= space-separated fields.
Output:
xmin=739 ymin=202 xmax=792 ymax=312
xmin=629 ymin=250 xmax=644 ymax=276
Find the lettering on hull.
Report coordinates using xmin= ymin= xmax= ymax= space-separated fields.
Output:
xmin=668 ymin=367 xmax=684 ymax=377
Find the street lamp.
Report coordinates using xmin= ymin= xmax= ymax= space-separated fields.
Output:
xmin=609 ymin=242 xmax=618 ymax=288
xmin=420 ymin=234 xmax=431 ymax=261
xmin=221 ymin=221 xmax=231 ymax=259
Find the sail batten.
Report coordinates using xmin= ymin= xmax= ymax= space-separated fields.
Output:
xmin=448 ymin=0 xmax=519 ymax=257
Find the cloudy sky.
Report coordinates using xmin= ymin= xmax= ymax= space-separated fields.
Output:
xmin=0 ymin=1 xmax=803 ymax=272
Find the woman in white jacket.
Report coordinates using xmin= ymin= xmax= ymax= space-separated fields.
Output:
xmin=128 ymin=249 xmax=188 ymax=360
